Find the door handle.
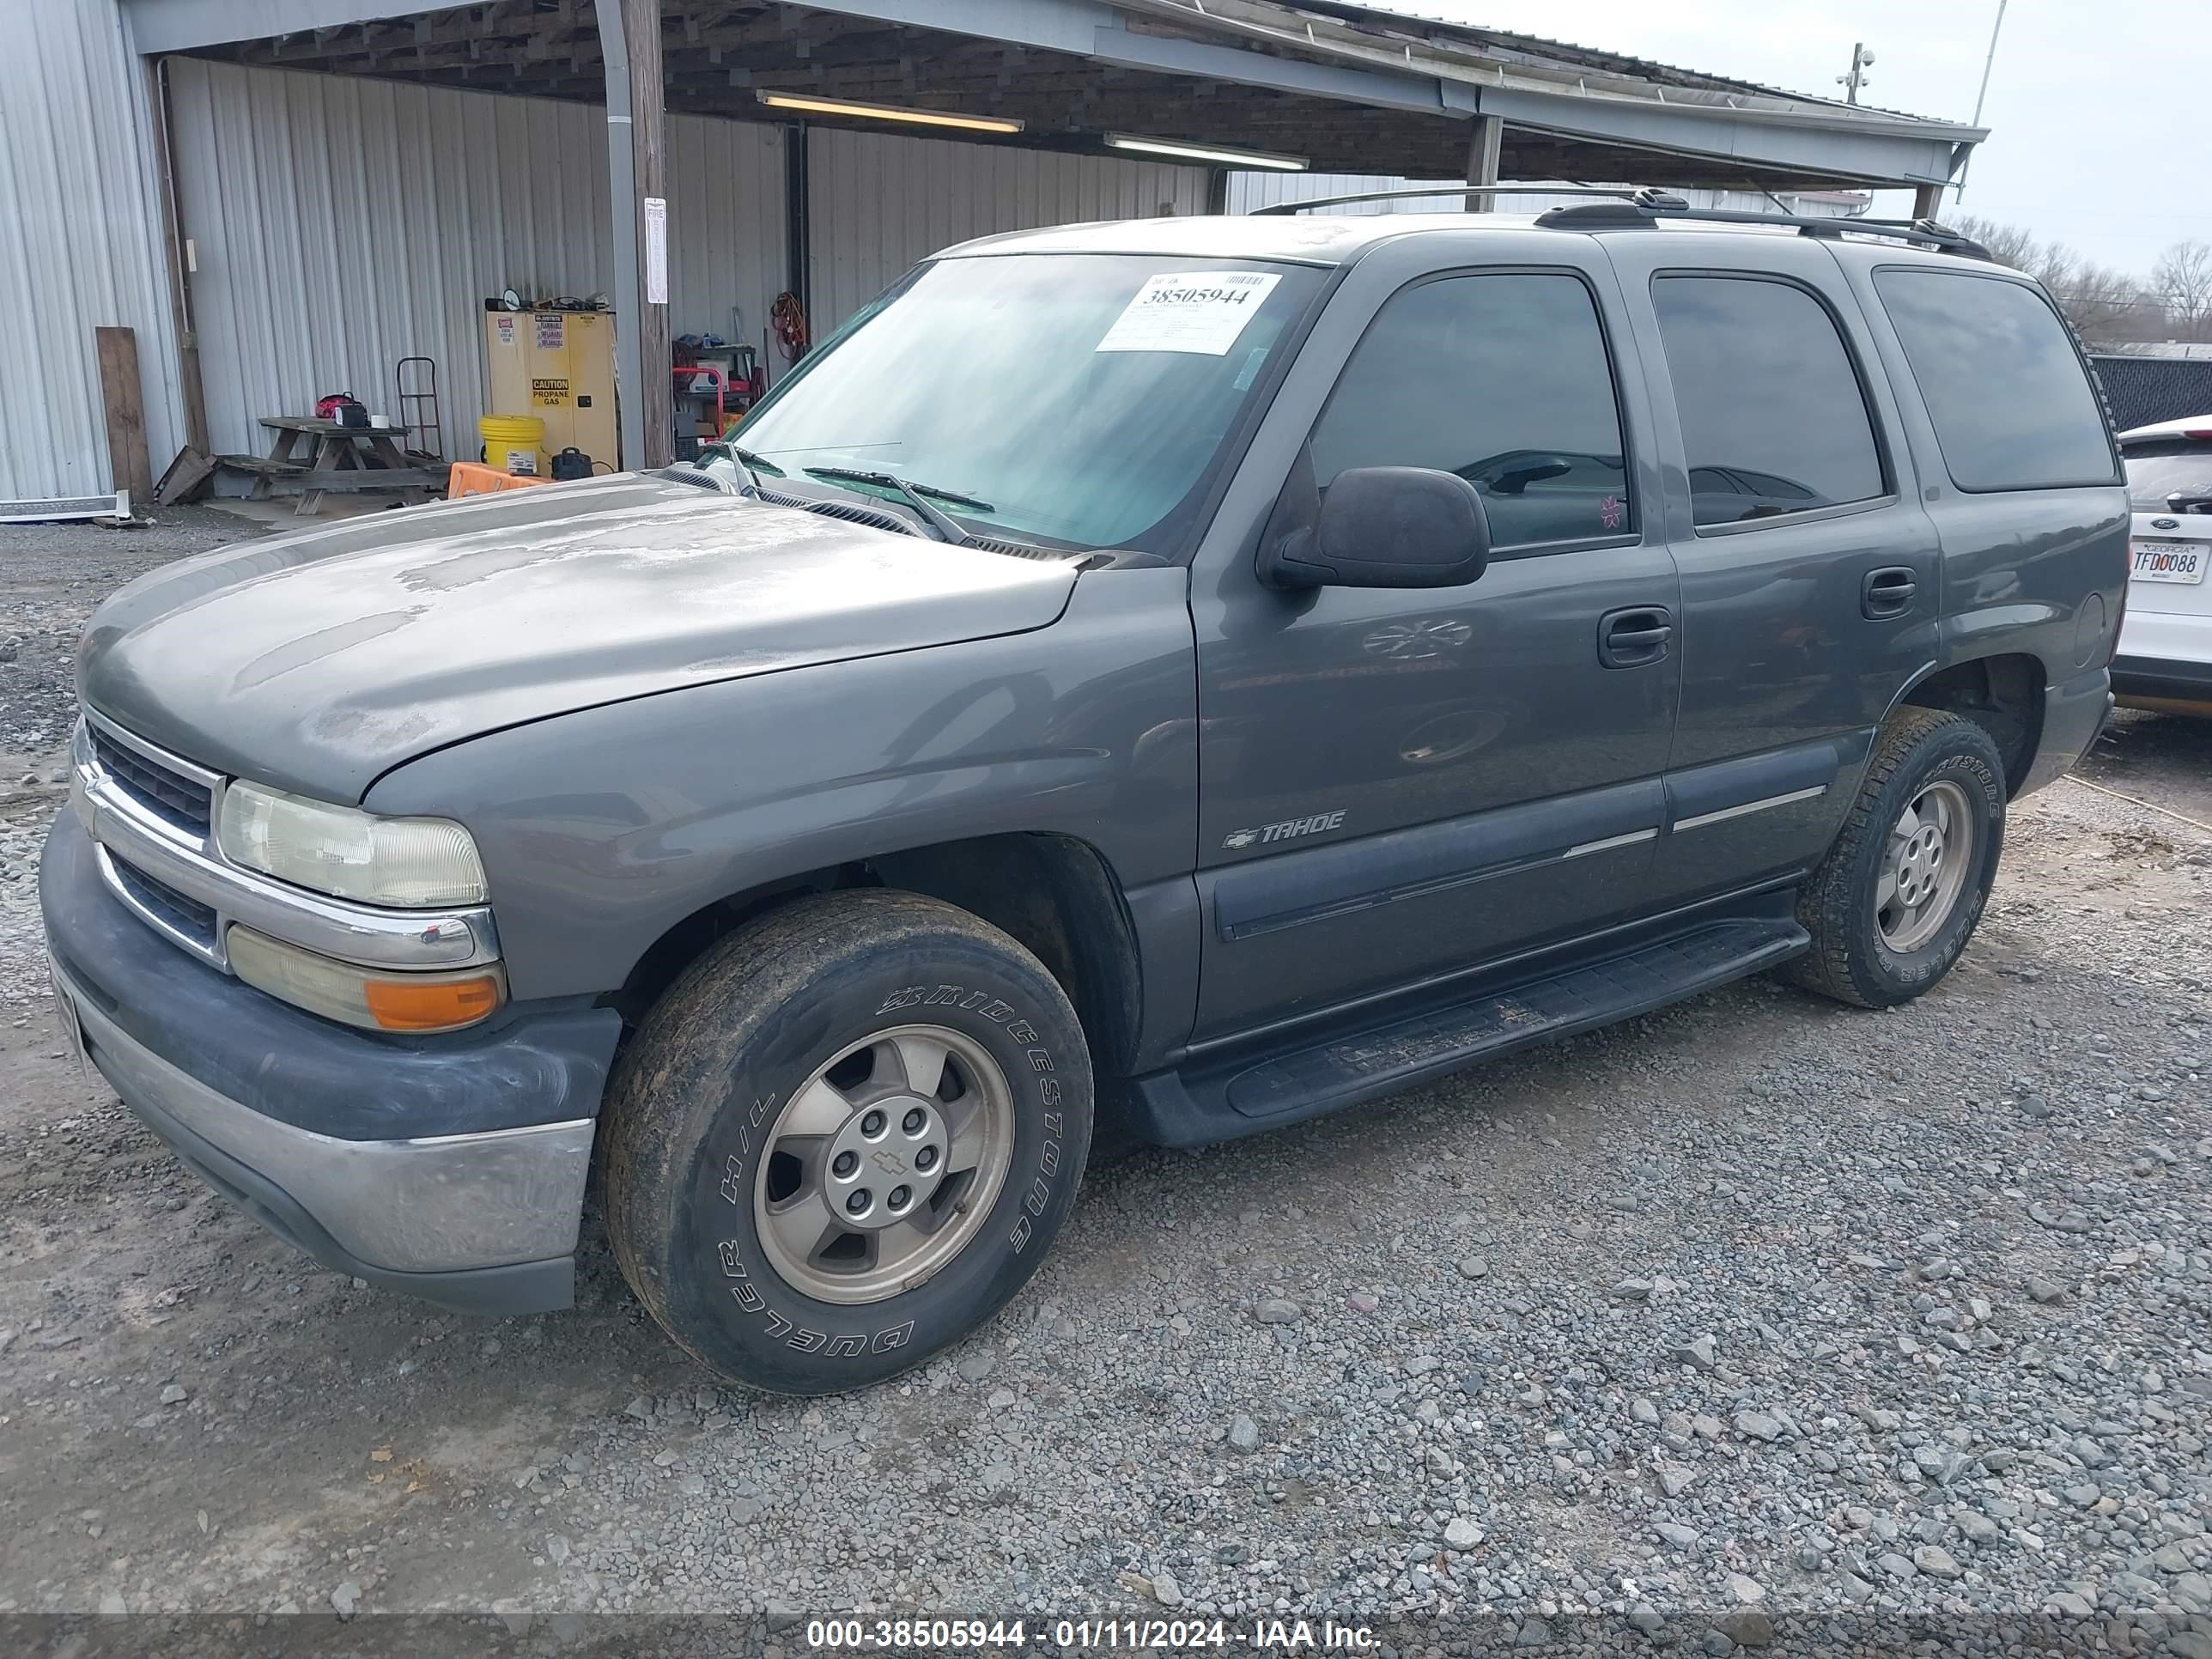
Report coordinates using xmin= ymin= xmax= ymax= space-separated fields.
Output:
xmin=1862 ymin=567 xmax=1917 ymax=620
xmin=1599 ymin=605 xmax=1674 ymax=668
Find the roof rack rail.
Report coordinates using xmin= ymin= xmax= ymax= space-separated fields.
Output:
xmin=1249 ymin=184 xmax=1689 ymax=216
xmin=1249 ymin=184 xmax=1990 ymax=260
xmin=1532 ymin=199 xmax=1990 ymax=259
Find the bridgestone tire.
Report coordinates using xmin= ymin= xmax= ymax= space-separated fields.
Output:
xmin=1784 ymin=707 xmax=2007 ymax=1009
xmin=603 ymin=890 xmax=1093 ymax=1394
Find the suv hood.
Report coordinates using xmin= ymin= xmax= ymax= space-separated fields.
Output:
xmin=80 ymin=476 xmax=1077 ymax=801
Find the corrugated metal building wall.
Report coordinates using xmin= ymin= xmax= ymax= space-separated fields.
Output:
xmin=1224 ymin=173 xmax=1469 ymax=216
xmin=0 ymin=0 xmax=180 ymax=501
xmin=166 ymin=62 xmax=1206 ymax=464
xmin=167 ymin=59 xmax=787 ymax=465
xmin=806 ymin=129 xmax=1207 ymax=327
xmin=4 ymin=11 xmax=1212 ymax=494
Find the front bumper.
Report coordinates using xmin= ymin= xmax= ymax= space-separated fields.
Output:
xmin=40 ymin=813 xmax=623 ymax=1314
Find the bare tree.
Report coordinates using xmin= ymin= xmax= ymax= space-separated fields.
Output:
xmin=1948 ymin=213 xmax=2163 ymax=344
xmin=2152 ymin=240 xmax=2212 ymax=342
xmin=1950 ymin=213 xmax=2040 ymax=271
xmin=2054 ymin=262 xmax=2161 ymax=343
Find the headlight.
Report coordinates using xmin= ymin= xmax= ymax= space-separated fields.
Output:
xmin=217 ymin=781 xmax=487 ymax=907
xmin=228 ymin=926 xmax=505 ymax=1033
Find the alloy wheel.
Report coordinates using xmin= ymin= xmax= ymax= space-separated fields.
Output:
xmin=752 ymin=1024 xmax=1013 ymax=1304
xmin=1875 ymin=779 xmax=1973 ymax=953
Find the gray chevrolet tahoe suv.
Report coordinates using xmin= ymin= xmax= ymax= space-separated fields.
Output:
xmin=41 ymin=201 xmax=2126 ymax=1394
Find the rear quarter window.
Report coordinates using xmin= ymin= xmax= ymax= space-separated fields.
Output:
xmin=1873 ymin=267 xmax=2118 ymax=492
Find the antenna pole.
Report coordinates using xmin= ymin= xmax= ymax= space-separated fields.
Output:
xmin=1954 ymin=0 xmax=2008 ymax=200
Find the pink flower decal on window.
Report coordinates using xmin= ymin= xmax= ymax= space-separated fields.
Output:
xmin=1599 ymin=495 xmax=1625 ymax=530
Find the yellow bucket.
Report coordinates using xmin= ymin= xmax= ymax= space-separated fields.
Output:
xmin=477 ymin=413 xmax=547 ymax=477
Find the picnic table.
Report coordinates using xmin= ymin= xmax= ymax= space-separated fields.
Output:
xmin=219 ymin=416 xmax=445 ymax=516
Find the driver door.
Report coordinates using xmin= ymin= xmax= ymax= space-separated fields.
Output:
xmin=1189 ymin=250 xmax=1682 ymax=1042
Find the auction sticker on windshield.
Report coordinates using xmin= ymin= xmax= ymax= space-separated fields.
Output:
xmin=1096 ymin=272 xmax=1282 ymax=356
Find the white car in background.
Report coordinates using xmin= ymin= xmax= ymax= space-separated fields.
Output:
xmin=2114 ymin=415 xmax=2212 ymax=714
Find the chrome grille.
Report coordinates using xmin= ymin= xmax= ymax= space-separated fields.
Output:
xmin=71 ymin=713 xmax=504 ymax=975
xmin=106 ymin=851 xmax=218 ymax=951
xmin=88 ymin=725 xmax=212 ymax=836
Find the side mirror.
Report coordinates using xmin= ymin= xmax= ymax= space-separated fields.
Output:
xmin=1260 ymin=465 xmax=1491 ymax=590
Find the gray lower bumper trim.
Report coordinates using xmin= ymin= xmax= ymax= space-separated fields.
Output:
xmin=58 ymin=963 xmax=592 ymax=1275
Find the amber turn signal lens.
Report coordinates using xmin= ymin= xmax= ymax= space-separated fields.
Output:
xmin=227 ymin=925 xmax=506 ymax=1035
xmin=364 ymin=973 xmax=504 ymax=1032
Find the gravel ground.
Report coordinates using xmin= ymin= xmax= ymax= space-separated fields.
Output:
xmin=0 ymin=514 xmax=2206 ymax=1656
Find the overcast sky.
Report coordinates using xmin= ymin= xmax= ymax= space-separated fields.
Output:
xmin=1413 ymin=0 xmax=2212 ymax=277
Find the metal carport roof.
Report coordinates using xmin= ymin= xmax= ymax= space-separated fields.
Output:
xmin=115 ymin=0 xmax=1989 ymax=470
xmin=126 ymin=0 xmax=1981 ymax=190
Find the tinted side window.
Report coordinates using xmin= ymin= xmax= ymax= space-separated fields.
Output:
xmin=1310 ymin=274 xmax=1632 ymax=550
xmin=1874 ymin=269 xmax=2118 ymax=492
xmin=1652 ymin=275 xmax=1886 ymax=527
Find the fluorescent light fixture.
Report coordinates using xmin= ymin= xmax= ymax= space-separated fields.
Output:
xmin=1103 ymin=133 xmax=1308 ymax=171
xmin=755 ymin=90 xmax=1022 ymax=135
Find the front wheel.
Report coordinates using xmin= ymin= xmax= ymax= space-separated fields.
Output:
xmin=1785 ymin=707 xmax=2007 ymax=1008
xmin=603 ymin=890 xmax=1093 ymax=1394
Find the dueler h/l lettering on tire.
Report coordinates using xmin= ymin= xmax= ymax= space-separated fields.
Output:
xmin=603 ymin=890 xmax=1093 ymax=1395
xmin=1785 ymin=707 xmax=2008 ymax=1010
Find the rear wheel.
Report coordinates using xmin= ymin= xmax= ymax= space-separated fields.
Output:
xmin=1786 ymin=708 xmax=2006 ymax=1008
xmin=603 ymin=890 xmax=1092 ymax=1394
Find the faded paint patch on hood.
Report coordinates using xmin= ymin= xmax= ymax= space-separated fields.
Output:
xmin=80 ymin=476 xmax=1076 ymax=800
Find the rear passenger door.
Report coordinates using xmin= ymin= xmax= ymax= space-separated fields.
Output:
xmin=1846 ymin=261 xmax=2130 ymax=766
xmin=1602 ymin=234 xmax=1942 ymax=902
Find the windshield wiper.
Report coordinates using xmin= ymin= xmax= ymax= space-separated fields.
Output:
xmin=796 ymin=466 xmax=1066 ymax=556
xmin=804 ymin=468 xmax=994 ymax=513
xmin=802 ymin=466 xmax=998 ymax=544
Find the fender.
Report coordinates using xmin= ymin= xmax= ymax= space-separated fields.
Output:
xmin=1880 ymin=649 xmax=2050 ymax=796
xmin=1878 ymin=655 xmax=1957 ymax=727
xmin=364 ymin=568 xmax=1200 ymax=1006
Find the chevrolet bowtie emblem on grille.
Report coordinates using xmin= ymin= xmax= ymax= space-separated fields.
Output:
xmin=871 ymin=1149 xmax=908 ymax=1176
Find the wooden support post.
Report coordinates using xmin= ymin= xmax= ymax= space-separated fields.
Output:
xmin=94 ymin=327 xmax=154 ymax=508
xmin=1912 ymin=182 xmax=1942 ymax=220
xmin=596 ymin=0 xmax=672 ymax=471
xmin=149 ymin=57 xmax=210 ymax=458
xmin=1465 ymin=113 xmax=1503 ymax=211
xmin=626 ymin=0 xmax=672 ymax=469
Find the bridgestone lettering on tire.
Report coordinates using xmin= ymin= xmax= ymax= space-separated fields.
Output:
xmin=602 ymin=890 xmax=1093 ymax=1394
xmin=1785 ymin=707 xmax=2007 ymax=1010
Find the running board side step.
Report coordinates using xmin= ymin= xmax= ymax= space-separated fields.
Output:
xmin=1116 ymin=919 xmax=1808 ymax=1147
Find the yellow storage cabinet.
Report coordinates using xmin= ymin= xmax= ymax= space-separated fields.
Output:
xmin=484 ymin=309 xmax=618 ymax=471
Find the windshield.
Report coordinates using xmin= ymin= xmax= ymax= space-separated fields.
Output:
xmin=720 ymin=253 xmax=1322 ymax=550
xmin=2123 ymin=442 xmax=2212 ymax=511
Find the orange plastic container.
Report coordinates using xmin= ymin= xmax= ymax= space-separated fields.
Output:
xmin=447 ymin=461 xmax=550 ymax=499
